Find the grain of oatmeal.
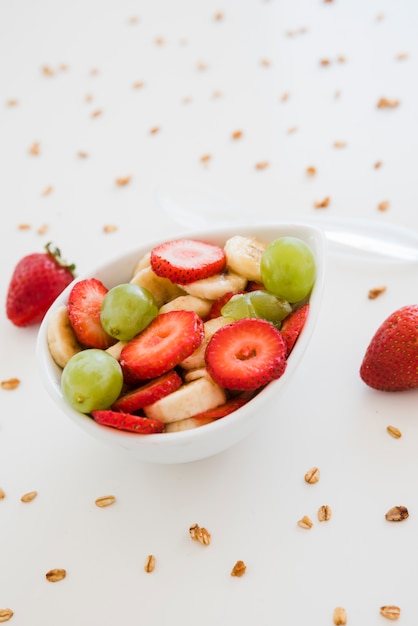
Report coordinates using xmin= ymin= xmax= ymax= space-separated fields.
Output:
xmin=37 ymin=224 xmax=49 ymax=235
xmin=304 ymin=466 xmax=320 ymax=484
xmin=200 ymin=154 xmax=212 ymax=166
xmin=41 ymin=185 xmax=53 ymax=196
xmin=377 ymin=97 xmax=400 ymax=109
xmin=374 ymin=161 xmax=383 ymax=169
xmin=255 ymin=161 xmax=269 ymax=170
xmin=280 ymin=92 xmax=290 ymax=102
xmin=387 ymin=425 xmax=402 ymax=439
xmin=91 ymin=109 xmax=102 ymax=118
xmin=90 ymin=68 xmax=99 ymax=75
xmin=42 ymin=65 xmax=54 ymax=76
xmin=380 ymin=605 xmax=401 ymax=620
xmin=212 ymin=90 xmax=223 ymax=99
xmin=368 ymin=286 xmax=386 ymax=299
xmin=214 ymin=11 xmax=224 ymax=20
xmin=378 ymin=201 xmax=390 ymax=212
xmin=297 ymin=515 xmax=313 ymax=529
xmin=103 ymin=224 xmax=118 ymax=233
xmin=1 ymin=378 xmax=20 ymax=390
xmin=197 ymin=61 xmax=208 ymax=71
xmin=314 ymin=197 xmax=330 ymax=209
xmin=320 ymin=58 xmax=331 ymax=66
xmin=46 ymin=568 xmax=66 ymax=582
xmin=318 ymin=505 xmax=332 ymax=522
xmin=287 ymin=126 xmax=298 ymax=134
xmin=18 ymin=223 xmax=31 ymax=230
xmin=115 ymin=175 xmax=131 ymax=186
xmin=28 ymin=141 xmax=40 ymax=156
xmin=85 ymin=93 xmax=94 ymax=103
xmin=182 ymin=96 xmax=192 ymax=104
xmin=231 ymin=560 xmax=246 ymax=577
xmin=0 ymin=608 xmax=13 ymax=622
xmin=189 ymin=523 xmax=211 ymax=545
xmin=306 ymin=166 xmax=317 ymax=176
xmin=77 ymin=151 xmax=88 ymax=158
xmin=21 ymin=491 xmax=38 ymax=503
xmin=133 ymin=81 xmax=144 ymax=89
xmin=95 ymin=495 xmax=116 ymax=508
xmin=144 ymin=555 xmax=156 ymax=573
xmin=333 ymin=606 xmax=347 ymax=624
xmin=6 ymin=99 xmax=18 ymax=106
xmin=149 ymin=126 xmax=160 ymax=134
xmin=385 ymin=505 xmax=409 ymax=521
xmin=333 ymin=141 xmax=347 ymax=148
xmin=231 ymin=130 xmax=243 ymax=140
xmin=0 ymin=488 xmax=5 ymax=499
xmin=155 ymin=37 xmax=165 ymax=45
xmin=260 ymin=58 xmax=271 ymax=67
xmin=337 ymin=55 xmax=346 ymax=63
xmin=128 ymin=15 xmax=139 ymax=24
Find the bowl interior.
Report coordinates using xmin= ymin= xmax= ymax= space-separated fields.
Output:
xmin=37 ymin=222 xmax=326 ymax=464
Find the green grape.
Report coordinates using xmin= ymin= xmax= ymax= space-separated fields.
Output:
xmin=100 ymin=283 xmax=158 ymax=341
xmin=260 ymin=237 xmax=315 ymax=303
xmin=221 ymin=290 xmax=292 ymax=325
xmin=61 ymin=349 xmax=123 ymax=414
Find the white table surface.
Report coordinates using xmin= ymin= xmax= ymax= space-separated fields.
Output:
xmin=1 ymin=1 xmax=418 ymax=624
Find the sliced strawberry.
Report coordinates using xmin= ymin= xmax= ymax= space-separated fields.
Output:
xmin=67 ymin=278 xmax=116 ymax=349
xmin=112 ymin=370 xmax=182 ymax=412
xmin=91 ymin=410 xmax=164 ymax=434
xmin=193 ymin=393 xmax=252 ymax=420
xmin=280 ymin=303 xmax=309 ymax=356
xmin=150 ymin=238 xmax=226 ymax=285
xmin=120 ymin=310 xmax=205 ymax=381
xmin=207 ymin=291 xmax=245 ymax=320
xmin=246 ymin=281 xmax=265 ymax=292
xmin=205 ymin=318 xmax=287 ymax=390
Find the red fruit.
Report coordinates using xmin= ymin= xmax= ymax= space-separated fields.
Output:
xmin=207 ymin=291 xmax=245 ymax=320
xmin=193 ymin=393 xmax=252 ymax=420
xmin=6 ymin=243 xmax=75 ymax=327
xmin=360 ymin=304 xmax=418 ymax=391
xmin=280 ymin=303 xmax=309 ymax=356
xmin=112 ymin=370 xmax=182 ymax=412
xmin=67 ymin=278 xmax=116 ymax=349
xmin=91 ymin=410 xmax=164 ymax=434
xmin=150 ymin=238 xmax=226 ymax=285
xmin=120 ymin=310 xmax=205 ymax=381
xmin=205 ymin=318 xmax=287 ymax=390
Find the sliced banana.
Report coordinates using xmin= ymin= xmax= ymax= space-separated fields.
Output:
xmin=164 ymin=415 xmax=216 ymax=432
xmin=105 ymin=340 xmax=126 ymax=360
xmin=224 ymin=235 xmax=268 ymax=283
xmin=180 ymin=315 xmax=234 ymax=370
xmin=143 ymin=376 xmax=227 ymax=424
xmin=180 ymin=270 xmax=247 ymax=300
xmin=47 ymin=305 xmax=83 ymax=368
xmin=131 ymin=251 xmax=151 ymax=276
xmin=159 ymin=294 xmax=212 ymax=318
xmin=183 ymin=367 xmax=211 ymax=382
xmin=130 ymin=265 xmax=185 ymax=307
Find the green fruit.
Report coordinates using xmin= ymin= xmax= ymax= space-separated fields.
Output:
xmin=61 ymin=349 xmax=123 ymax=414
xmin=221 ymin=290 xmax=291 ymax=326
xmin=100 ymin=283 xmax=158 ymax=341
xmin=260 ymin=237 xmax=315 ymax=302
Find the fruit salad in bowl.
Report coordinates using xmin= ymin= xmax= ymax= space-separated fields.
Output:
xmin=37 ymin=222 xmax=326 ymax=464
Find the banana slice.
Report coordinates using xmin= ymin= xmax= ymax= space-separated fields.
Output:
xmin=224 ymin=235 xmax=268 ymax=283
xmin=143 ymin=376 xmax=227 ymax=424
xmin=159 ymin=294 xmax=212 ymax=318
xmin=181 ymin=270 xmax=247 ymax=300
xmin=105 ymin=340 xmax=126 ymax=360
xmin=180 ymin=315 xmax=234 ymax=370
xmin=131 ymin=251 xmax=151 ymax=276
xmin=47 ymin=305 xmax=83 ymax=368
xmin=130 ymin=265 xmax=185 ymax=307
xmin=183 ymin=367 xmax=211 ymax=382
xmin=164 ymin=415 xmax=216 ymax=432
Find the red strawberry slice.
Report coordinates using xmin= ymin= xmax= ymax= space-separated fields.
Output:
xmin=112 ymin=370 xmax=182 ymax=412
xmin=67 ymin=278 xmax=116 ymax=349
xmin=280 ymin=303 xmax=309 ymax=356
xmin=205 ymin=318 xmax=287 ymax=390
xmin=6 ymin=242 xmax=75 ymax=327
xmin=207 ymin=291 xmax=245 ymax=320
xmin=193 ymin=393 xmax=252 ymax=420
xmin=91 ymin=410 xmax=164 ymax=434
xmin=360 ymin=304 xmax=418 ymax=391
xmin=150 ymin=238 xmax=226 ymax=285
xmin=120 ymin=310 xmax=205 ymax=381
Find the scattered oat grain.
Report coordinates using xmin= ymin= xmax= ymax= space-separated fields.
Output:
xmin=368 ymin=286 xmax=386 ymax=300
xmin=59 ymin=63 xmax=68 ymax=71
xmin=18 ymin=223 xmax=31 ymax=230
xmin=333 ymin=141 xmax=347 ymax=148
xmin=1 ymin=378 xmax=20 ymax=390
xmin=318 ymin=505 xmax=332 ymax=522
xmin=380 ymin=605 xmax=401 ymax=620
xmin=0 ymin=488 xmax=5 ymax=499
xmin=374 ymin=161 xmax=383 ymax=169
xmin=304 ymin=466 xmax=320 ymax=484
xmin=90 ymin=68 xmax=99 ymax=75
xmin=115 ymin=175 xmax=131 ymax=186
xmin=376 ymin=12 xmax=385 ymax=21
xmin=155 ymin=37 xmax=165 ymax=45
xmin=387 ymin=425 xmax=402 ymax=439
xmin=280 ymin=92 xmax=290 ymax=102
xmin=21 ymin=491 xmax=38 ymax=503
xmin=0 ymin=608 xmax=13 ymax=622
xmin=255 ymin=161 xmax=269 ymax=170
xmin=41 ymin=185 xmax=53 ymax=197
xmin=395 ymin=52 xmax=409 ymax=61
xmin=337 ymin=55 xmax=346 ymax=63
xmin=306 ymin=166 xmax=317 ymax=176
xmin=214 ymin=11 xmax=223 ymax=20
xmin=42 ymin=65 xmax=54 ymax=76
xmin=287 ymin=126 xmax=298 ymax=134
xmin=378 ymin=201 xmax=390 ymax=212
xmin=320 ymin=58 xmax=331 ymax=66
xmin=95 ymin=495 xmax=116 ymax=508
xmin=85 ymin=93 xmax=94 ymax=103
xmin=197 ymin=61 xmax=208 ymax=71
xmin=385 ymin=505 xmax=409 ymax=521
xmin=144 ymin=555 xmax=156 ymax=573
xmin=189 ymin=523 xmax=211 ymax=545
xmin=77 ymin=150 xmax=88 ymax=158
xmin=231 ymin=560 xmax=246 ymax=577
xmin=212 ymin=90 xmax=223 ymax=99
xmin=103 ymin=224 xmax=118 ymax=234
xmin=377 ymin=97 xmax=400 ymax=109
xmin=6 ymin=99 xmax=18 ymax=107
xmin=46 ymin=568 xmax=66 ymax=582
xmin=231 ymin=130 xmax=243 ymax=140
xmin=297 ymin=515 xmax=313 ymax=529
xmin=149 ymin=126 xmax=160 ymax=134
xmin=128 ymin=15 xmax=139 ymax=24
xmin=333 ymin=606 xmax=347 ymax=625
xmin=314 ymin=197 xmax=330 ymax=209
xmin=260 ymin=58 xmax=271 ymax=67
xmin=91 ymin=109 xmax=102 ymax=118
xmin=200 ymin=154 xmax=212 ymax=166
xmin=133 ymin=81 xmax=144 ymax=89
xmin=28 ymin=142 xmax=40 ymax=156
xmin=37 ymin=224 xmax=49 ymax=235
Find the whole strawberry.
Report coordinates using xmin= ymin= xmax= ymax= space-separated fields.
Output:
xmin=360 ymin=304 xmax=418 ymax=391
xmin=6 ymin=243 xmax=76 ymax=327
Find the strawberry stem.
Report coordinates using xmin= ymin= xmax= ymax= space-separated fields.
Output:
xmin=45 ymin=242 xmax=76 ymax=274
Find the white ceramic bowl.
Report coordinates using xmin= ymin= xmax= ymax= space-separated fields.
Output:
xmin=37 ymin=222 xmax=326 ymax=464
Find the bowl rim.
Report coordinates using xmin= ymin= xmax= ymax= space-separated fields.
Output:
xmin=36 ymin=220 xmax=327 ymax=459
